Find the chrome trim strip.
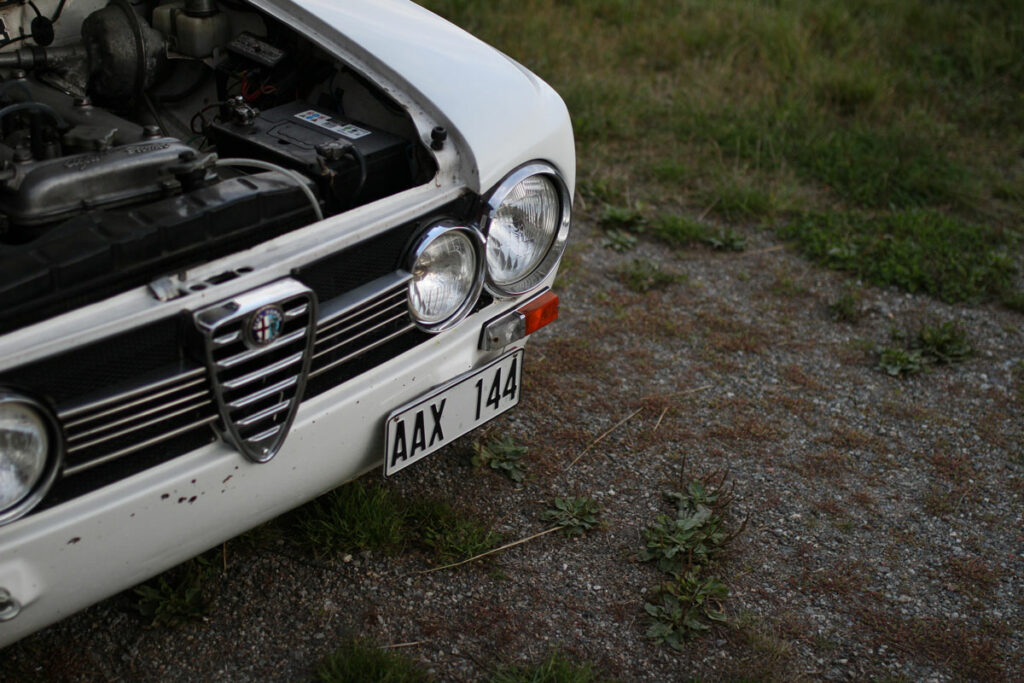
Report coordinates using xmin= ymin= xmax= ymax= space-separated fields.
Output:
xmin=309 ymin=323 xmax=416 ymax=379
xmin=216 ymin=328 xmax=308 ymax=370
xmin=235 ymin=400 xmax=291 ymax=428
xmin=313 ymin=306 xmax=408 ymax=355
xmin=227 ymin=376 xmax=298 ymax=410
xmin=316 ymin=292 xmax=405 ymax=337
xmin=220 ymin=352 xmax=305 ymax=392
xmin=317 ymin=271 xmax=411 ymax=322
xmin=66 ymin=398 xmax=215 ymax=453
xmin=62 ymin=416 xmax=219 ymax=475
xmin=66 ymin=389 xmax=211 ymax=441
xmin=59 ymin=369 xmax=206 ymax=420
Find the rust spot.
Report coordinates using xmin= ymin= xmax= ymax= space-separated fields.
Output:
xmin=178 ymin=497 xmax=186 ymax=503
xmin=67 ymin=537 xmax=81 ymax=545
xmin=191 ymin=479 xmax=196 ymax=484
xmin=130 ymin=513 xmax=135 ymax=518
xmin=161 ymin=493 xmax=169 ymax=500
xmin=222 ymin=475 xmax=232 ymax=484
xmin=188 ymin=496 xmax=197 ymax=504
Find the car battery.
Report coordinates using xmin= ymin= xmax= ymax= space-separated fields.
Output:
xmin=209 ymin=100 xmax=413 ymax=208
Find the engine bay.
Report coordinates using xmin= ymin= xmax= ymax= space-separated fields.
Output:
xmin=0 ymin=0 xmax=436 ymax=331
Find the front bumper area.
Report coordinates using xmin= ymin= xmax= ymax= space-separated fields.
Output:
xmin=0 ymin=302 xmax=527 ymax=646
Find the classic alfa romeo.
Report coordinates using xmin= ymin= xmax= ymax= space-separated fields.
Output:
xmin=0 ymin=0 xmax=573 ymax=644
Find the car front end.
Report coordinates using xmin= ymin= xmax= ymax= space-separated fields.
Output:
xmin=0 ymin=0 xmax=573 ymax=645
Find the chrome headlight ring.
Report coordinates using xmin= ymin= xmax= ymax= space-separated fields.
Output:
xmin=0 ymin=391 xmax=63 ymax=526
xmin=406 ymin=221 xmax=486 ymax=333
xmin=481 ymin=162 xmax=572 ymax=297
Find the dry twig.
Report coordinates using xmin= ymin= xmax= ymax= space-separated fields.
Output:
xmin=566 ymin=408 xmax=642 ymax=468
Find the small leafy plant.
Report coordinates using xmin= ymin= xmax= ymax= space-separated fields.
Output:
xmin=134 ymin=554 xmax=217 ymax=627
xmin=645 ymin=570 xmax=728 ymax=650
xmin=615 ymin=258 xmax=683 ymax=293
xmin=472 ymin=436 xmax=528 ymax=482
xmin=540 ymin=497 xmax=601 ymax=536
xmin=602 ymin=228 xmax=638 ymax=252
xmin=878 ymin=320 xmax=972 ymax=376
xmin=640 ymin=473 xmax=744 ymax=646
xmin=827 ymin=286 xmax=863 ymax=323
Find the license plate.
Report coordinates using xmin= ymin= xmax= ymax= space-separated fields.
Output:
xmin=384 ymin=350 xmax=523 ymax=475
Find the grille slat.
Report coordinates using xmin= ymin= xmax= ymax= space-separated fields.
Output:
xmin=67 ymin=397 xmax=217 ymax=453
xmin=66 ymin=388 xmax=211 ymax=440
xmin=216 ymin=328 xmax=309 ymax=369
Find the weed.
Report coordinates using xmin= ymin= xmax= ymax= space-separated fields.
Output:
xmin=827 ymin=286 xmax=863 ymax=323
xmin=601 ymin=229 xmax=637 ymax=252
xmin=598 ymin=204 xmax=645 ymax=232
xmin=540 ymin=497 xmax=601 ymax=537
xmin=878 ymin=320 xmax=973 ymax=377
xmin=640 ymin=506 xmax=729 ymax=575
xmin=651 ymin=214 xmax=711 ymax=248
xmin=644 ymin=570 xmax=728 ymax=649
xmin=133 ymin=554 xmax=217 ymax=627
xmin=472 ymin=436 xmax=528 ymax=483
xmin=614 ymin=259 xmax=683 ymax=293
xmin=290 ymin=482 xmax=407 ymax=557
xmin=878 ymin=348 xmax=924 ymax=377
xmin=490 ymin=648 xmax=605 ymax=683
xmin=415 ymin=499 xmax=503 ymax=564
xmin=914 ymin=321 xmax=972 ymax=364
xmin=315 ymin=639 xmax=431 ymax=682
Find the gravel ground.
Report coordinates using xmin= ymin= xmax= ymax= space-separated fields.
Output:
xmin=4 ymin=217 xmax=1023 ymax=681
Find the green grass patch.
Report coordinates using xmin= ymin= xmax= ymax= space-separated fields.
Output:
xmin=419 ymin=0 xmax=1024 ymax=302
xmin=490 ymin=648 xmax=606 ymax=683
xmin=287 ymin=479 xmax=502 ymax=564
xmin=315 ymin=640 xmax=431 ymax=683
xmin=614 ymin=259 xmax=684 ymax=293
xmin=778 ymin=211 xmax=1018 ymax=303
xmin=878 ymin=320 xmax=973 ymax=377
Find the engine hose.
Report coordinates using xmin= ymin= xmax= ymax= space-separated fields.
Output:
xmin=0 ymin=101 xmax=65 ymax=127
xmin=215 ymin=158 xmax=324 ymax=222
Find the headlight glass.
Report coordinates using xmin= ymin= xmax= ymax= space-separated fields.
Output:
xmin=408 ymin=226 xmax=483 ymax=331
xmin=487 ymin=175 xmax=560 ymax=287
xmin=0 ymin=399 xmax=50 ymax=513
xmin=483 ymin=164 xmax=571 ymax=296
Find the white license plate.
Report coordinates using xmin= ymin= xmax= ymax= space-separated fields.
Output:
xmin=384 ymin=350 xmax=523 ymax=475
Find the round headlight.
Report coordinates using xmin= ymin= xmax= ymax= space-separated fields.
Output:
xmin=407 ymin=224 xmax=485 ymax=331
xmin=0 ymin=393 xmax=60 ymax=525
xmin=483 ymin=164 xmax=571 ymax=296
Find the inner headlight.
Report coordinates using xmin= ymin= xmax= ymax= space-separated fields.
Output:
xmin=0 ymin=393 xmax=60 ymax=525
xmin=407 ymin=223 xmax=485 ymax=332
xmin=483 ymin=163 xmax=571 ymax=296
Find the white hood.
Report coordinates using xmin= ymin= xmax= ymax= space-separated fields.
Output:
xmin=249 ymin=0 xmax=575 ymax=195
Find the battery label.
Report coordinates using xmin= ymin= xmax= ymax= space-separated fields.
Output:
xmin=294 ymin=110 xmax=371 ymax=140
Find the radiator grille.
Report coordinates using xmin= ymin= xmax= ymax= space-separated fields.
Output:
xmin=197 ymin=279 xmax=316 ymax=462
xmin=59 ymin=368 xmax=218 ymax=475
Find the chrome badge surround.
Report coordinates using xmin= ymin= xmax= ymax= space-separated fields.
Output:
xmin=194 ymin=279 xmax=317 ymax=463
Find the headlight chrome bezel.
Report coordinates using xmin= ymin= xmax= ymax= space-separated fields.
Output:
xmin=406 ymin=221 xmax=486 ymax=333
xmin=0 ymin=391 xmax=62 ymax=526
xmin=481 ymin=162 xmax=572 ymax=297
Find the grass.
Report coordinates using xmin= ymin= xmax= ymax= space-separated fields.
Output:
xmin=878 ymin=320 xmax=973 ymax=376
xmin=614 ymin=259 xmax=683 ymax=293
xmin=315 ymin=640 xmax=431 ymax=682
xmin=288 ymin=479 xmax=502 ymax=565
xmin=490 ymin=649 xmax=607 ymax=683
xmin=417 ymin=0 xmax=1024 ymax=307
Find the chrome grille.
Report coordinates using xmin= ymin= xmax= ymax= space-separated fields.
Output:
xmin=310 ymin=272 xmax=415 ymax=380
xmin=60 ymin=368 xmax=218 ymax=475
xmin=196 ymin=279 xmax=316 ymax=462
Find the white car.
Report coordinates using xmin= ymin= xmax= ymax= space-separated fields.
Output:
xmin=0 ymin=0 xmax=573 ymax=645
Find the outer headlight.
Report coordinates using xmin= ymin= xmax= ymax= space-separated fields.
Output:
xmin=483 ymin=163 xmax=571 ymax=296
xmin=0 ymin=392 xmax=61 ymax=525
xmin=407 ymin=223 xmax=485 ymax=332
